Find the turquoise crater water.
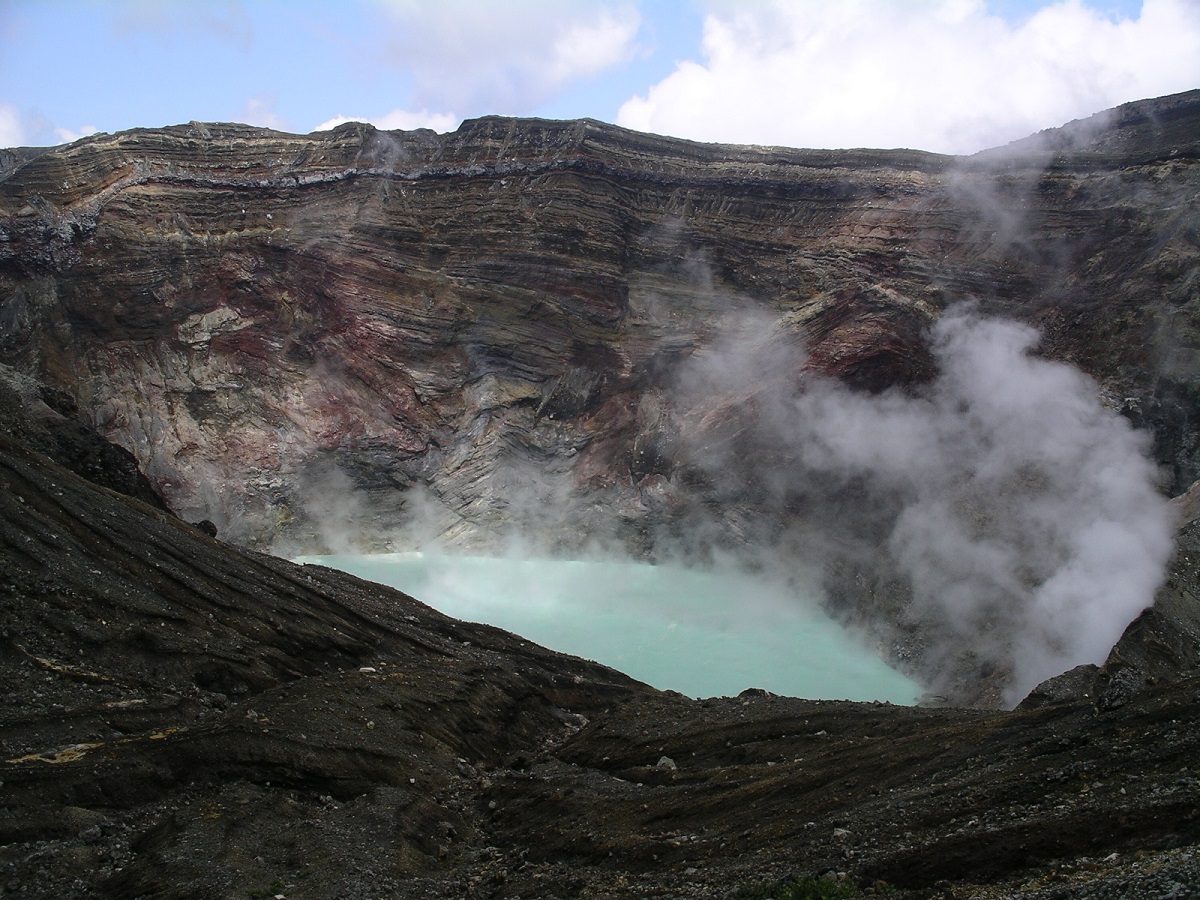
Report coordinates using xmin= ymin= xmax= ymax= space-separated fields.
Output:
xmin=296 ymin=553 xmax=922 ymax=704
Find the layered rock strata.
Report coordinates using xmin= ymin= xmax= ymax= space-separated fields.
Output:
xmin=1 ymin=91 xmax=1199 ymax=702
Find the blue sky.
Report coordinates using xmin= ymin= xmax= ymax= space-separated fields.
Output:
xmin=2 ymin=1 xmax=1198 ymax=154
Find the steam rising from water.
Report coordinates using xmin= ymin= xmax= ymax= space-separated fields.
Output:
xmin=681 ymin=306 xmax=1175 ymax=704
xmin=283 ymin=305 xmax=1175 ymax=707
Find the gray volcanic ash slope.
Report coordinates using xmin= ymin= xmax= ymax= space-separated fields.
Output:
xmin=1 ymin=91 xmax=1198 ymax=709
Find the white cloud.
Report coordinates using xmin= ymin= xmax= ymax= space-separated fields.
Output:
xmin=0 ymin=102 xmax=24 ymax=148
xmin=240 ymin=96 xmax=290 ymax=132
xmin=548 ymin=9 xmax=643 ymax=84
xmin=373 ymin=0 xmax=642 ymax=114
xmin=313 ymin=109 xmax=460 ymax=134
xmin=616 ymin=0 xmax=1200 ymax=154
xmin=54 ymin=124 xmax=99 ymax=144
xmin=0 ymin=102 xmax=96 ymax=148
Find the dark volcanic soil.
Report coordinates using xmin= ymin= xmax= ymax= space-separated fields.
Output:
xmin=3 ymin=356 xmax=1200 ymax=898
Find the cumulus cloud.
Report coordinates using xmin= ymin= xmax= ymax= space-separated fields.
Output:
xmin=312 ymin=0 xmax=643 ymax=136
xmin=617 ymin=0 xmax=1200 ymax=154
xmin=313 ymin=109 xmax=461 ymax=134
xmin=373 ymin=0 xmax=642 ymax=114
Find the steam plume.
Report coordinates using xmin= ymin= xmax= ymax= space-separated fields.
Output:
xmin=679 ymin=305 xmax=1175 ymax=704
xmin=280 ymin=299 xmax=1174 ymax=707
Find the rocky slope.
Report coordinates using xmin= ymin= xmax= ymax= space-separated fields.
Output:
xmin=1 ymin=92 xmax=1198 ymax=705
xmin=3 ymin=365 xmax=1200 ymax=899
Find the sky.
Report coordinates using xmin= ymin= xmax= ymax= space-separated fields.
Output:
xmin=1 ymin=0 xmax=1198 ymax=155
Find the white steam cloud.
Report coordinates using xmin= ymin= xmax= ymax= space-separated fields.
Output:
xmin=682 ymin=305 xmax=1175 ymax=704
xmin=277 ymin=299 xmax=1175 ymax=706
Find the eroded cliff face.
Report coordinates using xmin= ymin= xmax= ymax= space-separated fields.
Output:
xmin=1 ymin=91 xmax=1198 ymax=702
xmin=0 ymin=116 xmax=946 ymax=546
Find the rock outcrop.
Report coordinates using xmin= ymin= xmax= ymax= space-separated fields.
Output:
xmin=1 ymin=92 xmax=1199 ymax=704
